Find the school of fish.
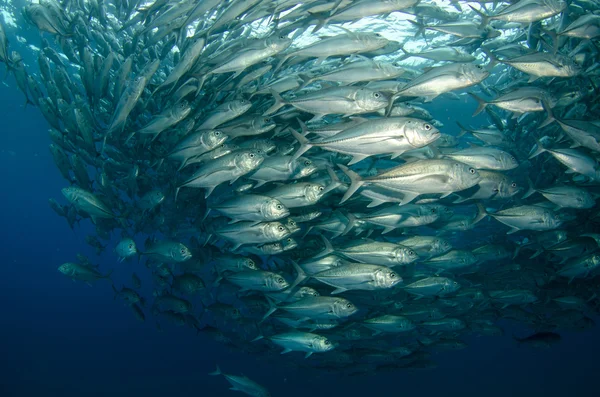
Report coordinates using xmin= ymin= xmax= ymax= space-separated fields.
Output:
xmin=3 ymin=0 xmax=600 ymax=392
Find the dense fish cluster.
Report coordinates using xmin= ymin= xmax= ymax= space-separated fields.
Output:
xmin=4 ymin=0 xmax=600 ymax=386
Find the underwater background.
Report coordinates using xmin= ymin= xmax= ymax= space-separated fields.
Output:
xmin=1 ymin=1 xmax=600 ymax=396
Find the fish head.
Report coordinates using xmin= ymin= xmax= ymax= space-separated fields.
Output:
xmin=265 ymin=222 xmax=291 ymax=241
xmin=463 ymin=63 xmax=490 ymax=84
xmin=268 ymin=34 xmax=292 ymax=51
xmin=306 ymin=183 xmax=326 ymax=203
xmin=146 ymin=190 xmax=166 ymax=206
xmin=172 ymin=244 xmax=192 ymax=262
xmin=436 ymin=238 xmax=453 ymax=254
xmin=242 ymin=258 xmax=258 ymax=270
xmin=282 ymin=237 xmax=298 ymax=251
xmin=496 ymin=152 xmax=519 ymax=170
xmin=436 ymin=133 xmax=459 ymax=147
xmin=253 ymin=115 xmax=276 ymax=131
xmin=452 ymin=161 xmax=481 ymax=189
xmin=261 ymin=198 xmax=290 ymax=220
xmin=484 ymin=26 xmax=501 ymax=39
xmin=356 ymin=88 xmax=389 ymax=111
xmin=233 ymin=99 xmax=252 ymax=114
xmin=397 ymin=246 xmax=419 ymax=264
xmin=544 ymin=210 xmax=563 ymax=230
xmin=203 ymin=130 xmax=228 ymax=149
xmin=285 ymin=218 xmax=300 ymax=234
xmin=501 ymin=178 xmax=522 ymax=198
xmin=574 ymin=192 xmax=595 ymax=209
xmin=380 ymin=62 xmax=404 ymax=78
xmin=406 ymin=120 xmax=441 ymax=147
xmin=58 ymin=262 xmax=74 ymax=275
xmin=442 ymin=278 xmax=460 ymax=292
xmin=61 ymin=186 xmax=81 ymax=203
xmin=236 ymin=149 xmax=265 ymax=171
xmin=116 ymin=238 xmax=137 ymax=258
xmin=314 ymin=336 xmax=335 ymax=353
xmin=295 ymin=157 xmax=319 ymax=179
xmin=297 ymin=287 xmax=319 ymax=298
xmin=334 ymin=298 xmax=358 ymax=318
xmin=171 ymin=100 xmax=192 ymax=120
xmin=360 ymin=32 xmax=389 ymax=49
xmin=267 ymin=273 xmax=289 ymax=291
xmin=376 ymin=268 xmax=403 ymax=288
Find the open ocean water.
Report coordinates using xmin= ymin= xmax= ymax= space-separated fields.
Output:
xmin=1 ymin=1 xmax=600 ymax=396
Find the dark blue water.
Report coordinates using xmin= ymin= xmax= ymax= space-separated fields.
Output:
xmin=0 ymin=73 xmax=598 ymax=397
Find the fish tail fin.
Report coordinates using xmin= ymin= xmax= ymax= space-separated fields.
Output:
xmin=455 ymin=122 xmax=471 ymax=138
xmin=528 ymin=138 xmax=548 ymax=159
xmin=308 ymin=11 xmax=330 ymax=34
xmin=342 ymin=210 xmax=357 ymax=236
xmin=289 ymin=260 xmax=307 ymax=290
xmin=290 ymin=128 xmax=313 ymax=160
xmin=314 ymin=234 xmax=335 ymax=259
xmin=260 ymin=296 xmax=278 ymax=323
xmin=522 ymin=177 xmax=536 ymax=199
xmin=273 ymin=55 xmax=290 ymax=74
xmin=337 ymin=164 xmax=363 ymax=204
xmin=264 ymin=89 xmax=286 ymax=115
xmin=209 ymin=365 xmax=222 ymax=376
xmin=202 ymin=208 xmax=212 ymax=222
xmin=468 ymin=93 xmax=488 ymax=117
xmin=539 ymin=100 xmax=556 ymax=129
xmin=297 ymin=73 xmax=314 ymax=90
xmin=474 ymin=202 xmax=488 ymax=224
xmin=468 ymin=5 xmax=490 ymax=29
xmin=480 ymin=47 xmax=498 ymax=70
xmin=396 ymin=42 xmax=410 ymax=61
xmin=407 ymin=19 xmax=425 ymax=39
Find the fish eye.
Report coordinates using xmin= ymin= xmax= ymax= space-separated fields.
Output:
xmin=511 ymin=182 xmax=517 ymax=188
xmin=304 ymin=160 xmax=311 ymax=166
xmin=181 ymin=248 xmax=186 ymax=254
xmin=346 ymin=303 xmax=353 ymax=308
xmin=279 ymin=34 xmax=286 ymax=39
xmin=511 ymin=156 xmax=516 ymax=161
xmin=249 ymin=153 xmax=255 ymax=158
xmin=276 ymin=204 xmax=283 ymax=209
xmin=277 ymin=277 xmax=285 ymax=283
xmin=424 ymin=124 xmax=432 ymax=130
xmin=409 ymin=250 xmax=415 ymax=256
xmin=374 ymin=92 xmax=380 ymax=98
xmin=264 ymin=117 xmax=271 ymax=123
xmin=476 ymin=65 xmax=482 ymax=69
xmin=287 ymin=238 xmax=292 ymax=242
xmin=390 ymin=273 xmax=396 ymax=278
xmin=324 ymin=340 xmax=331 ymax=345
xmin=469 ymin=168 xmax=476 ymax=174
xmin=289 ymin=220 xmax=296 ymax=226
xmin=319 ymin=186 xmax=324 ymax=191
xmin=128 ymin=244 xmax=133 ymax=249
xmin=431 ymin=208 xmax=436 ymax=213
xmin=214 ymin=131 xmax=221 ymax=136
xmin=375 ymin=33 xmax=382 ymax=37
xmin=278 ymin=226 xmax=284 ymax=231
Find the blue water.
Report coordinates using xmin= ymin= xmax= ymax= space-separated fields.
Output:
xmin=1 ymin=75 xmax=599 ymax=396
xmin=1 ymin=2 xmax=600 ymax=394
